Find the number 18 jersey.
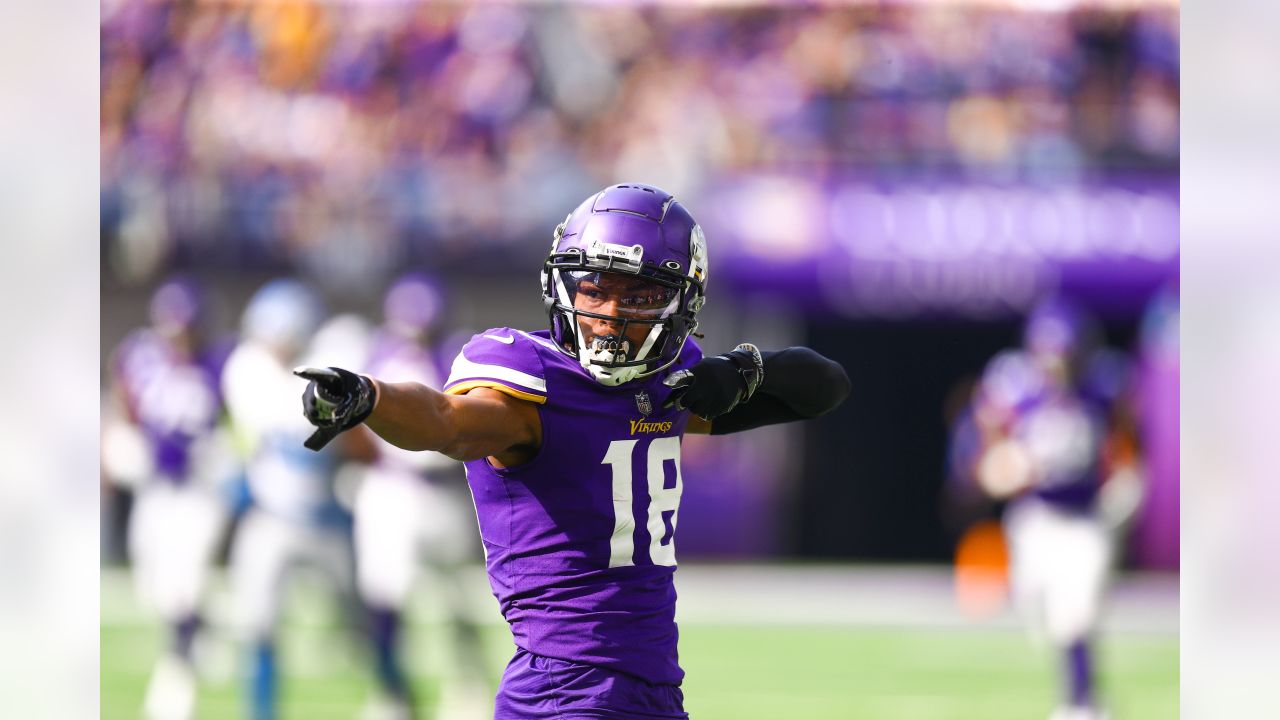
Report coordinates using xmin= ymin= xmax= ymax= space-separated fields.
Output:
xmin=443 ymin=328 xmax=702 ymax=686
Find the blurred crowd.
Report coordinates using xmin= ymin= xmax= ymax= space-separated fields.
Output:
xmin=101 ymin=1 xmax=1179 ymax=287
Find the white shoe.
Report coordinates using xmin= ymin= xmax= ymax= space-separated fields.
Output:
xmin=142 ymin=654 xmax=196 ymax=720
xmin=1049 ymin=706 xmax=1109 ymax=720
xmin=359 ymin=695 xmax=413 ymax=720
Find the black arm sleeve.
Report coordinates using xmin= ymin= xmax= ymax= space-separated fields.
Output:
xmin=710 ymin=346 xmax=850 ymax=435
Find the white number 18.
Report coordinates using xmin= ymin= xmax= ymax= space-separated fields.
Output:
xmin=601 ymin=437 xmax=683 ymax=568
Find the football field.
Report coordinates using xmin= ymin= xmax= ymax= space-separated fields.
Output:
xmin=102 ymin=565 xmax=1178 ymax=719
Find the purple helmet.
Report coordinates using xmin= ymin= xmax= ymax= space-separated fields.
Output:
xmin=383 ymin=272 xmax=445 ymax=340
xmin=149 ymin=276 xmax=205 ymax=340
xmin=541 ymin=184 xmax=708 ymax=386
xmin=1022 ymin=296 xmax=1099 ymax=381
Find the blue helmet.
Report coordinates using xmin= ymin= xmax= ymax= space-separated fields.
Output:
xmin=240 ymin=278 xmax=324 ymax=357
xmin=541 ymin=184 xmax=708 ymax=386
xmin=1139 ymin=288 xmax=1179 ymax=361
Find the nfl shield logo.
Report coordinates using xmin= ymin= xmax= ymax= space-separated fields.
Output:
xmin=635 ymin=391 xmax=653 ymax=416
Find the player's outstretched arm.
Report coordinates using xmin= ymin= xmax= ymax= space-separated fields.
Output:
xmin=666 ymin=346 xmax=850 ymax=435
xmin=295 ymin=366 xmax=539 ymax=462
xmin=365 ymin=382 xmax=540 ymax=462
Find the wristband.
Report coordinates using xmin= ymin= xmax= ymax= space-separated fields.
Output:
xmin=721 ymin=342 xmax=764 ymax=402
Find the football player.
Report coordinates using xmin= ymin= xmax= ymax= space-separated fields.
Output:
xmin=353 ymin=273 xmax=490 ymax=720
xmin=969 ymin=298 xmax=1142 ymax=720
xmin=103 ymin=277 xmax=238 ymax=720
xmin=221 ymin=280 xmax=363 ymax=720
xmin=295 ymin=183 xmax=850 ymax=719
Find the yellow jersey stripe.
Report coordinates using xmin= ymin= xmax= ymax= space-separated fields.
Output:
xmin=444 ymin=380 xmax=548 ymax=405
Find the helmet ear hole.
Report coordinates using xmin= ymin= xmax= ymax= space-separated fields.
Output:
xmin=663 ymin=260 xmax=682 ymax=271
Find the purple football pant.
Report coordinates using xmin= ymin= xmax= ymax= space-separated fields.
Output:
xmin=494 ymin=648 xmax=688 ymax=719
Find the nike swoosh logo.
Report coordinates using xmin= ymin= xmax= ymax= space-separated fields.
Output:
xmin=483 ymin=334 xmax=515 ymax=344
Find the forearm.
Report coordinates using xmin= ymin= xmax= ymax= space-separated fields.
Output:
xmin=363 ymin=379 xmax=459 ymax=453
xmin=710 ymin=347 xmax=849 ymax=435
xmin=757 ymin=347 xmax=850 ymax=416
xmin=363 ymin=380 xmax=539 ymax=462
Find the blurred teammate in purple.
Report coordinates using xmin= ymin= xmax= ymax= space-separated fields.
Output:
xmin=963 ymin=298 xmax=1143 ymax=720
xmin=295 ymin=184 xmax=850 ymax=719
xmin=103 ymin=277 xmax=237 ymax=720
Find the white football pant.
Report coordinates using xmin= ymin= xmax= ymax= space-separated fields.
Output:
xmin=1004 ymin=498 xmax=1111 ymax=646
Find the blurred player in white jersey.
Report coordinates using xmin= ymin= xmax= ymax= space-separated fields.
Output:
xmin=103 ymin=277 xmax=238 ymax=720
xmin=965 ymin=298 xmax=1142 ymax=720
xmin=221 ymin=279 xmax=365 ymax=720
xmin=355 ymin=273 xmax=490 ymax=720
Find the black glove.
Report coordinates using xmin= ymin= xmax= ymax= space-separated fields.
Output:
xmin=294 ymin=366 xmax=378 ymax=451
xmin=663 ymin=343 xmax=764 ymax=420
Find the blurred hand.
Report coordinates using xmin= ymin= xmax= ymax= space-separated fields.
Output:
xmin=294 ymin=366 xmax=377 ymax=450
xmin=663 ymin=343 xmax=764 ymax=420
xmin=975 ymin=439 xmax=1034 ymax=499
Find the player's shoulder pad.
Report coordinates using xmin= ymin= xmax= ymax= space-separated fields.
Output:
xmin=443 ymin=328 xmax=550 ymax=405
xmin=980 ymin=348 xmax=1045 ymax=410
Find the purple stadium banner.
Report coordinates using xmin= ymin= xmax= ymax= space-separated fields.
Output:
xmin=699 ymin=176 xmax=1179 ymax=318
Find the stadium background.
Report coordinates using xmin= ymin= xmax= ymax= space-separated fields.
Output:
xmin=100 ymin=0 xmax=1179 ymax=718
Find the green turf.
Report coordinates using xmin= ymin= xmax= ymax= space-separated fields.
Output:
xmin=102 ymin=570 xmax=1177 ymax=719
xmin=102 ymin=622 xmax=1175 ymax=719
xmin=680 ymin=625 xmax=1177 ymax=720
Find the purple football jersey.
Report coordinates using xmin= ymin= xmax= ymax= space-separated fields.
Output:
xmin=444 ymin=328 xmax=703 ymax=686
xmin=112 ymin=328 xmax=225 ymax=483
xmin=1009 ymin=389 xmax=1107 ymax=510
